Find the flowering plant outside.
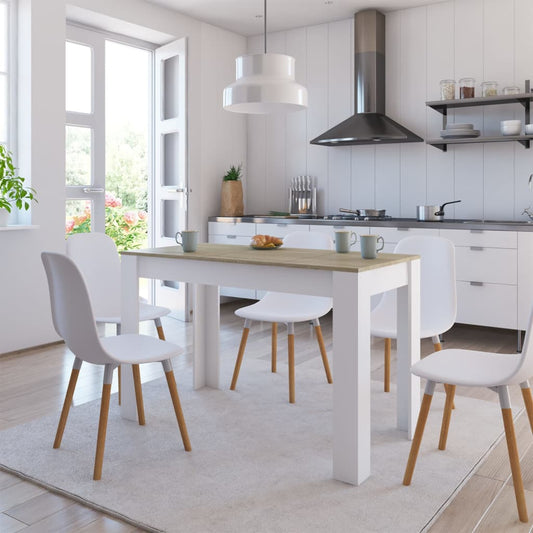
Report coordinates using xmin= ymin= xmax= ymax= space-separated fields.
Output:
xmin=65 ymin=192 xmax=148 ymax=252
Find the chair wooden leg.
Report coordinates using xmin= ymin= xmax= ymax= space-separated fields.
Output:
xmin=288 ymin=331 xmax=295 ymax=404
xmin=231 ymin=325 xmax=250 ymax=390
xmin=53 ymin=363 xmax=81 ymax=449
xmin=117 ymin=365 xmax=121 ymax=406
xmin=403 ymin=382 xmax=435 ymax=486
xmin=438 ymin=384 xmax=456 ymax=450
xmin=384 ymin=338 xmax=391 ymax=392
xmin=93 ymin=382 xmax=112 ymax=480
xmin=501 ymin=406 xmax=528 ymax=522
xmin=165 ymin=369 xmax=192 ymax=451
xmin=314 ymin=323 xmax=332 ymax=384
xmin=271 ymin=322 xmax=277 ymax=373
xmin=434 ymin=342 xmax=455 ymax=410
xmin=520 ymin=383 xmax=533 ymax=434
xmin=155 ymin=317 xmax=166 ymax=340
xmin=132 ymin=364 xmax=145 ymax=426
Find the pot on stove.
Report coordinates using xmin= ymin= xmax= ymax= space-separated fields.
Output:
xmin=339 ymin=208 xmax=386 ymax=217
xmin=416 ymin=200 xmax=461 ymax=221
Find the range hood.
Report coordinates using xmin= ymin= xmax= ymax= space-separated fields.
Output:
xmin=310 ymin=9 xmax=423 ymax=146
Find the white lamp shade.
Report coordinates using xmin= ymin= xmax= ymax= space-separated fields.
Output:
xmin=223 ymin=53 xmax=308 ymax=114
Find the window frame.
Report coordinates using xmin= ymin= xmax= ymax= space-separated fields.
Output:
xmin=1 ymin=0 xmax=16 ymax=148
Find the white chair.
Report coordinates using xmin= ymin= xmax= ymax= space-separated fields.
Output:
xmin=41 ymin=252 xmax=191 ymax=480
xmin=66 ymin=232 xmax=170 ymax=340
xmin=230 ymin=231 xmax=334 ymax=403
xmin=402 ymin=308 xmax=533 ymax=523
xmin=371 ymin=236 xmax=456 ymax=393
xmin=67 ymin=233 xmax=171 ymax=403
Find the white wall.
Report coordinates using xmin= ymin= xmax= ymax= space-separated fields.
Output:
xmin=0 ymin=0 xmax=246 ymax=353
xmin=246 ymin=0 xmax=533 ymax=221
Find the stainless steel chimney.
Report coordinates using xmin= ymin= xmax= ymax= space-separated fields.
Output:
xmin=310 ymin=9 xmax=423 ymax=146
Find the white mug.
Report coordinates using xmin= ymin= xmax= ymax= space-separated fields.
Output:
xmin=335 ymin=230 xmax=357 ymax=253
xmin=175 ymin=230 xmax=199 ymax=252
xmin=360 ymin=234 xmax=384 ymax=259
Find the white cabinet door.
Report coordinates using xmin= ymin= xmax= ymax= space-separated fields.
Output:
xmin=518 ymin=232 xmax=533 ymax=330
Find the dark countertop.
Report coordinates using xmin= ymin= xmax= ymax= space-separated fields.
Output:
xmin=208 ymin=215 xmax=533 ymax=232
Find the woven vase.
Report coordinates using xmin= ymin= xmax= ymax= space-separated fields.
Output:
xmin=220 ymin=180 xmax=244 ymax=216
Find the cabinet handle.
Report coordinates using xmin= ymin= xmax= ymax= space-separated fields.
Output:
xmin=276 ymin=223 xmax=288 ymax=227
xmin=470 ymin=229 xmax=484 ymax=234
xmin=397 ymin=228 xmax=410 ymax=231
xmin=470 ymin=246 xmax=484 ymax=251
xmin=470 ymin=281 xmax=484 ymax=286
xmin=226 ymin=235 xmax=237 ymax=239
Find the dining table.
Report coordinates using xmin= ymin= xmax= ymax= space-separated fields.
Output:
xmin=120 ymin=243 xmax=420 ymax=486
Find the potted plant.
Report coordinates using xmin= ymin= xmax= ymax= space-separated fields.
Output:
xmin=0 ymin=145 xmax=37 ymax=226
xmin=220 ymin=164 xmax=244 ymax=216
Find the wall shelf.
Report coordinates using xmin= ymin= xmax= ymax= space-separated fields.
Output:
xmin=426 ymin=84 xmax=533 ymax=151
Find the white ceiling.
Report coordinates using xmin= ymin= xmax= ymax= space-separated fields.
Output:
xmin=146 ymin=0 xmax=446 ymax=36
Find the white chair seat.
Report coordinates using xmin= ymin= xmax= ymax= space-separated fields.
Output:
xmin=412 ymin=349 xmax=522 ymax=387
xmin=96 ymin=302 xmax=171 ymax=324
xmin=235 ymin=293 xmax=332 ymax=323
xmin=100 ymin=334 xmax=183 ymax=364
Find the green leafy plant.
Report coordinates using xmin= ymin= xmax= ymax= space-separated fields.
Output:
xmin=0 ymin=145 xmax=37 ymax=212
xmin=223 ymin=164 xmax=242 ymax=181
xmin=65 ymin=192 xmax=147 ymax=252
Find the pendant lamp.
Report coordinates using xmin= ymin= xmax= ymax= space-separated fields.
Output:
xmin=223 ymin=0 xmax=308 ymax=114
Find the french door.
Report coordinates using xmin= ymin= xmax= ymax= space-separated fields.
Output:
xmin=65 ymin=24 xmax=189 ymax=318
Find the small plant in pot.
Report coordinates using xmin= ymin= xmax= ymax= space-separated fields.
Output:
xmin=220 ymin=164 xmax=244 ymax=216
xmin=0 ymin=145 xmax=37 ymax=226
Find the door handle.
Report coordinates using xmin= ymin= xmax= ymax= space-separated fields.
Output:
xmin=470 ymin=246 xmax=484 ymax=251
xmin=82 ymin=187 xmax=104 ymax=193
xmin=470 ymin=281 xmax=484 ymax=286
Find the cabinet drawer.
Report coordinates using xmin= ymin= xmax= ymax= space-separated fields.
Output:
xmin=440 ymin=229 xmax=517 ymax=248
xmin=208 ymin=221 xmax=256 ymax=237
xmin=456 ymin=281 xmax=517 ymax=330
xmin=209 ymin=234 xmax=251 ymax=246
xmin=455 ymin=247 xmax=517 ymax=284
xmin=369 ymin=226 xmax=439 ymax=244
xmin=255 ymin=223 xmax=309 ymax=238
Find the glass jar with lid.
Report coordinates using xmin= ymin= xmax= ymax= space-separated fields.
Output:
xmin=503 ymin=86 xmax=520 ymax=95
xmin=459 ymin=77 xmax=475 ymax=98
xmin=481 ymin=81 xmax=498 ymax=97
xmin=439 ymin=79 xmax=455 ymax=100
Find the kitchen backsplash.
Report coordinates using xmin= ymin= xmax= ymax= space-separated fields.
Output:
xmin=244 ymin=0 xmax=533 ymax=221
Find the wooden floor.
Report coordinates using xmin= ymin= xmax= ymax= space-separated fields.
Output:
xmin=1 ymin=301 xmax=532 ymax=532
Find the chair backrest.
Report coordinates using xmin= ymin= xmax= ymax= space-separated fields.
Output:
xmin=41 ymin=252 xmax=113 ymax=365
xmin=283 ymin=231 xmax=335 ymax=251
xmin=510 ymin=307 xmax=533 ymax=384
xmin=66 ymin=232 xmax=121 ymax=317
xmin=373 ymin=235 xmax=457 ymax=334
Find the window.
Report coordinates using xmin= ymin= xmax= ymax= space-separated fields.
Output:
xmin=0 ymin=0 xmax=13 ymax=146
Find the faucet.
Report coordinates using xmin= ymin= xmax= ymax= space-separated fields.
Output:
xmin=523 ymin=207 xmax=533 ymax=221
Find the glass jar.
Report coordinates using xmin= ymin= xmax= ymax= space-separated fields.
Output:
xmin=459 ymin=77 xmax=475 ymax=98
xmin=440 ymin=79 xmax=455 ymax=100
xmin=481 ymin=81 xmax=498 ymax=97
xmin=503 ymin=86 xmax=520 ymax=95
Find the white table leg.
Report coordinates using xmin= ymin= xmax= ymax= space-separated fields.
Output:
xmin=396 ymin=258 xmax=421 ymax=437
xmin=332 ymin=271 xmax=371 ymax=485
xmin=193 ymin=283 xmax=220 ymax=389
xmin=120 ymin=254 xmax=140 ymax=421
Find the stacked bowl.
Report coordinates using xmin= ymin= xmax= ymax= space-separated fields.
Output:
xmin=440 ymin=123 xmax=480 ymax=139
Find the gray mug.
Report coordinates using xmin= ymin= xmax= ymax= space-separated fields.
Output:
xmin=360 ymin=234 xmax=384 ymax=259
xmin=335 ymin=230 xmax=357 ymax=253
xmin=175 ymin=230 xmax=199 ymax=252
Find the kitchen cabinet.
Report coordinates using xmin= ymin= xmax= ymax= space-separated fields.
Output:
xmin=426 ymin=89 xmax=533 ymax=151
xmin=440 ymin=229 xmax=518 ymax=330
xmin=369 ymin=226 xmax=440 ymax=253
xmin=518 ymin=232 xmax=533 ymax=331
xmin=255 ymin=222 xmax=310 ymax=238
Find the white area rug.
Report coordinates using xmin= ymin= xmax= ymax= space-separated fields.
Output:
xmin=0 ymin=355 xmax=510 ymax=533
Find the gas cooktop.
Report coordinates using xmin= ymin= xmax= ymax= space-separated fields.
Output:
xmin=323 ymin=214 xmax=393 ymax=221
